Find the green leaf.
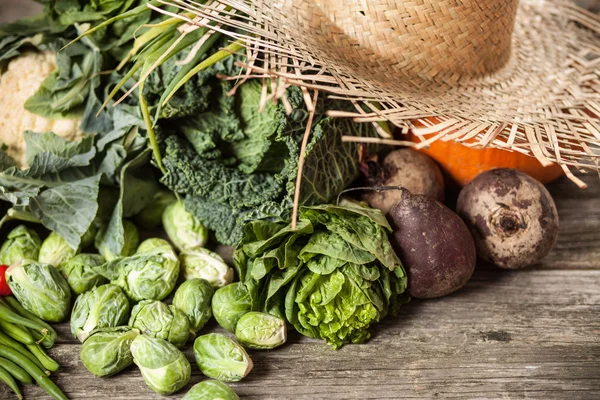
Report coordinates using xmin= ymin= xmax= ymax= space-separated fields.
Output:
xmin=24 ymin=131 xmax=95 ymax=167
xmin=29 ymin=174 xmax=101 ymax=248
xmin=95 ymin=149 xmax=158 ymax=257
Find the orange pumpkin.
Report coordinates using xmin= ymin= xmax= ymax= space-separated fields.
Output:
xmin=408 ymin=118 xmax=564 ymax=186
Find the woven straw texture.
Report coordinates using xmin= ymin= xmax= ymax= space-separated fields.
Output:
xmin=156 ymin=0 xmax=600 ymax=185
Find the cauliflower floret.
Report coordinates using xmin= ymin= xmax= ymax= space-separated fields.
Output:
xmin=0 ymin=51 xmax=83 ymax=168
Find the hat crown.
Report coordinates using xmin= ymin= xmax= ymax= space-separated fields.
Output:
xmin=295 ymin=0 xmax=519 ymax=88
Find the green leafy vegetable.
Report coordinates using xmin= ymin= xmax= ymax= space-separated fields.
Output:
xmin=162 ymin=200 xmax=208 ymax=251
xmin=94 ymin=239 xmax=179 ymax=301
xmin=38 ymin=231 xmax=78 ymax=268
xmin=131 ymin=335 xmax=191 ymax=396
xmin=0 ymin=225 xmax=41 ymax=265
xmin=60 ymin=253 xmax=107 ymax=295
xmin=181 ymin=380 xmax=239 ymax=400
xmin=6 ymin=260 xmax=72 ymax=323
xmin=162 ymin=80 xmax=378 ymax=245
xmin=129 ymin=300 xmax=190 ymax=349
xmin=233 ymin=204 xmax=408 ymax=349
xmin=80 ymin=327 xmax=139 ymax=377
xmin=211 ymin=282 xmax=253 ymax=333
xmin=172 ymin=279 xmax=214 ymax=334
xmin=70 ymin=284 xmax=130 ymax=342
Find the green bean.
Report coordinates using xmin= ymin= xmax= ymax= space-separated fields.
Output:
xmin=0 ymin=356 xmax=33 ymax=384
xmin=0 ymin=319 xmax=35 ymax=345
xmin=0 ymin=347 xmax=67 ymax=400
xmin=0 ymin=331 xmax=48 ymax=373
xmin=27 ymin=343 xmax=60 ymax=372
xmin=0 ymin=303 xmax=49 ymax=336
xmin=2 ymin=297 xmax=56 ymax=348
xmin=31 ymin=327 xmax=54 ymax=349
xmin=0 ymin=364 xmax=22 ymax=400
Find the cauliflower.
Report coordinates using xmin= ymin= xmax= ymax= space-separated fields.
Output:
xmin=0 ymin=51 xmax=83 ymax=168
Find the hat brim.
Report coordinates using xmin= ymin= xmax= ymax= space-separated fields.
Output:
xmin=160 ymin=0 xmax=600 ymax=185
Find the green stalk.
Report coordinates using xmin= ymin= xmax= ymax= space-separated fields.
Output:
xmin=139 ymin=81 xmax=165 ymax=174
xmin=63 ymin=0 xmax=162 ymax=50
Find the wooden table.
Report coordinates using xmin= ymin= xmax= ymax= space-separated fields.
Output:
xmin=0 ymin=174 xmax=596 ymax=400
xmin=2 ymin=2 xmax=600 ymax=399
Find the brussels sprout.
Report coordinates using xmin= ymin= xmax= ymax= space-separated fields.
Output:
xmin=235 ymin=312 xmax=286 ymax=350
xmin=136 ymin=238 xmax=171 ymax=254
xmin=131 ymin=335 xmax=191 ymax=395
xmin=70 ymin=284 xmax=130 ymax=342
xmin=193 ymin=333 xmax=253 ymax=382
xmin=5 ymin=260 xmax=71 ymax=322
xmin=38 ymin=231 xmax=78 ymax=268
xmin=0 ymin=225 xmax=42 ymax=265
xmin=181 ymin=248 xmax=233 ymax=288
xmin=162 ymin=201 xmax=208 ymax=251
xmin=129 ymin=300 xmax=190 ymax=348
xmin=94 ymin=240 xmax=179 ymax=301
xmin=134 ymin=191 xmax=176 ymax=229
xmin=181 ymin=380 xmax=239 ymax=400
xmin=60 ymin=254 xmax=107 ymax=295
xmin=212 ymin=282 xmax=252 ymax=333
xmin=94 ymin=220 xmax=139 ymax=261
xmin=172 ymin=279 xmax=214 ymax=333
xmin=80 ymin=327 xmax=139 ymax=377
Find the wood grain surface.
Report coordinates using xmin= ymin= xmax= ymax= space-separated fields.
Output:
xmin=1 ymin=2 xmax=600 ymax=400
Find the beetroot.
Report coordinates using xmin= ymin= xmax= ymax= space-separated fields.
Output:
xmin=456 ymin=168 xmax=559 ymax=269
xmin=387 ymin=190 xmax=476 ymax=299
xmin=362 ymin=149 xmax=444 ymax=214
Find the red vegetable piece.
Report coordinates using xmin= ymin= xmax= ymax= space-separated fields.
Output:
xmin=0 ymin=265 xmax=12 ymax=296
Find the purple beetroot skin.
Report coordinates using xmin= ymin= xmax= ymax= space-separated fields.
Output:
xmin=387 ymin=190 xmax=476 ymax=299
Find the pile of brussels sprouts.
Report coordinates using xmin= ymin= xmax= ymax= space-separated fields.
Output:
xmin=0 ymin=198 xmax=288 ymax=399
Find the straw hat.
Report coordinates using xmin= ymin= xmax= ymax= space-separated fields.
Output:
xmin=158 ymin=0 xmax=600 ymax=186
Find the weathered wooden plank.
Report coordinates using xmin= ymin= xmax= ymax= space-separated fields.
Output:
xmin=5 ymin=268 xmax=598 ymax=400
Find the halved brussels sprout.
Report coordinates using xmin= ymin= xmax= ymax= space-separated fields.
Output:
xmin=162 ymin=201 xmax=208 ymax=251
xmin=80 ymin=327 xmax=139 ymax=377
xmin=172 ymin=279 xmax=214 ymax=334
xmin=0 ymin=225 xmax=41 ymax=266
xmin=129 ymin=300 xmax=190 ymax=348
xmin=6 ymin=260 xmax=72 ymax=322
xmin=181 ymin=248 xmax=233 ymax=288
xmin=61 ymin=253 xmax=106 ymax=295
xmin=38 ymin=231 xmax=78 ymax=268
xmin=235 ymin=312 xmax=287 ymax=350
xmin=94 ymin=240 xmax=179 ymax=301
xmin=70 ymin=284 xmax=130 ymax=342
xmin=94 ymin=219 xmax=139 ymax=261
xmin=131 ymin=335 xmax=191 ymax=395
xmin=181 ymin=380 xmax=239 ymax=400
xmin=193 ymin=333 xmax=253 ymax=382
xmin=212 ymin=282 xmax=252 ymax=333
